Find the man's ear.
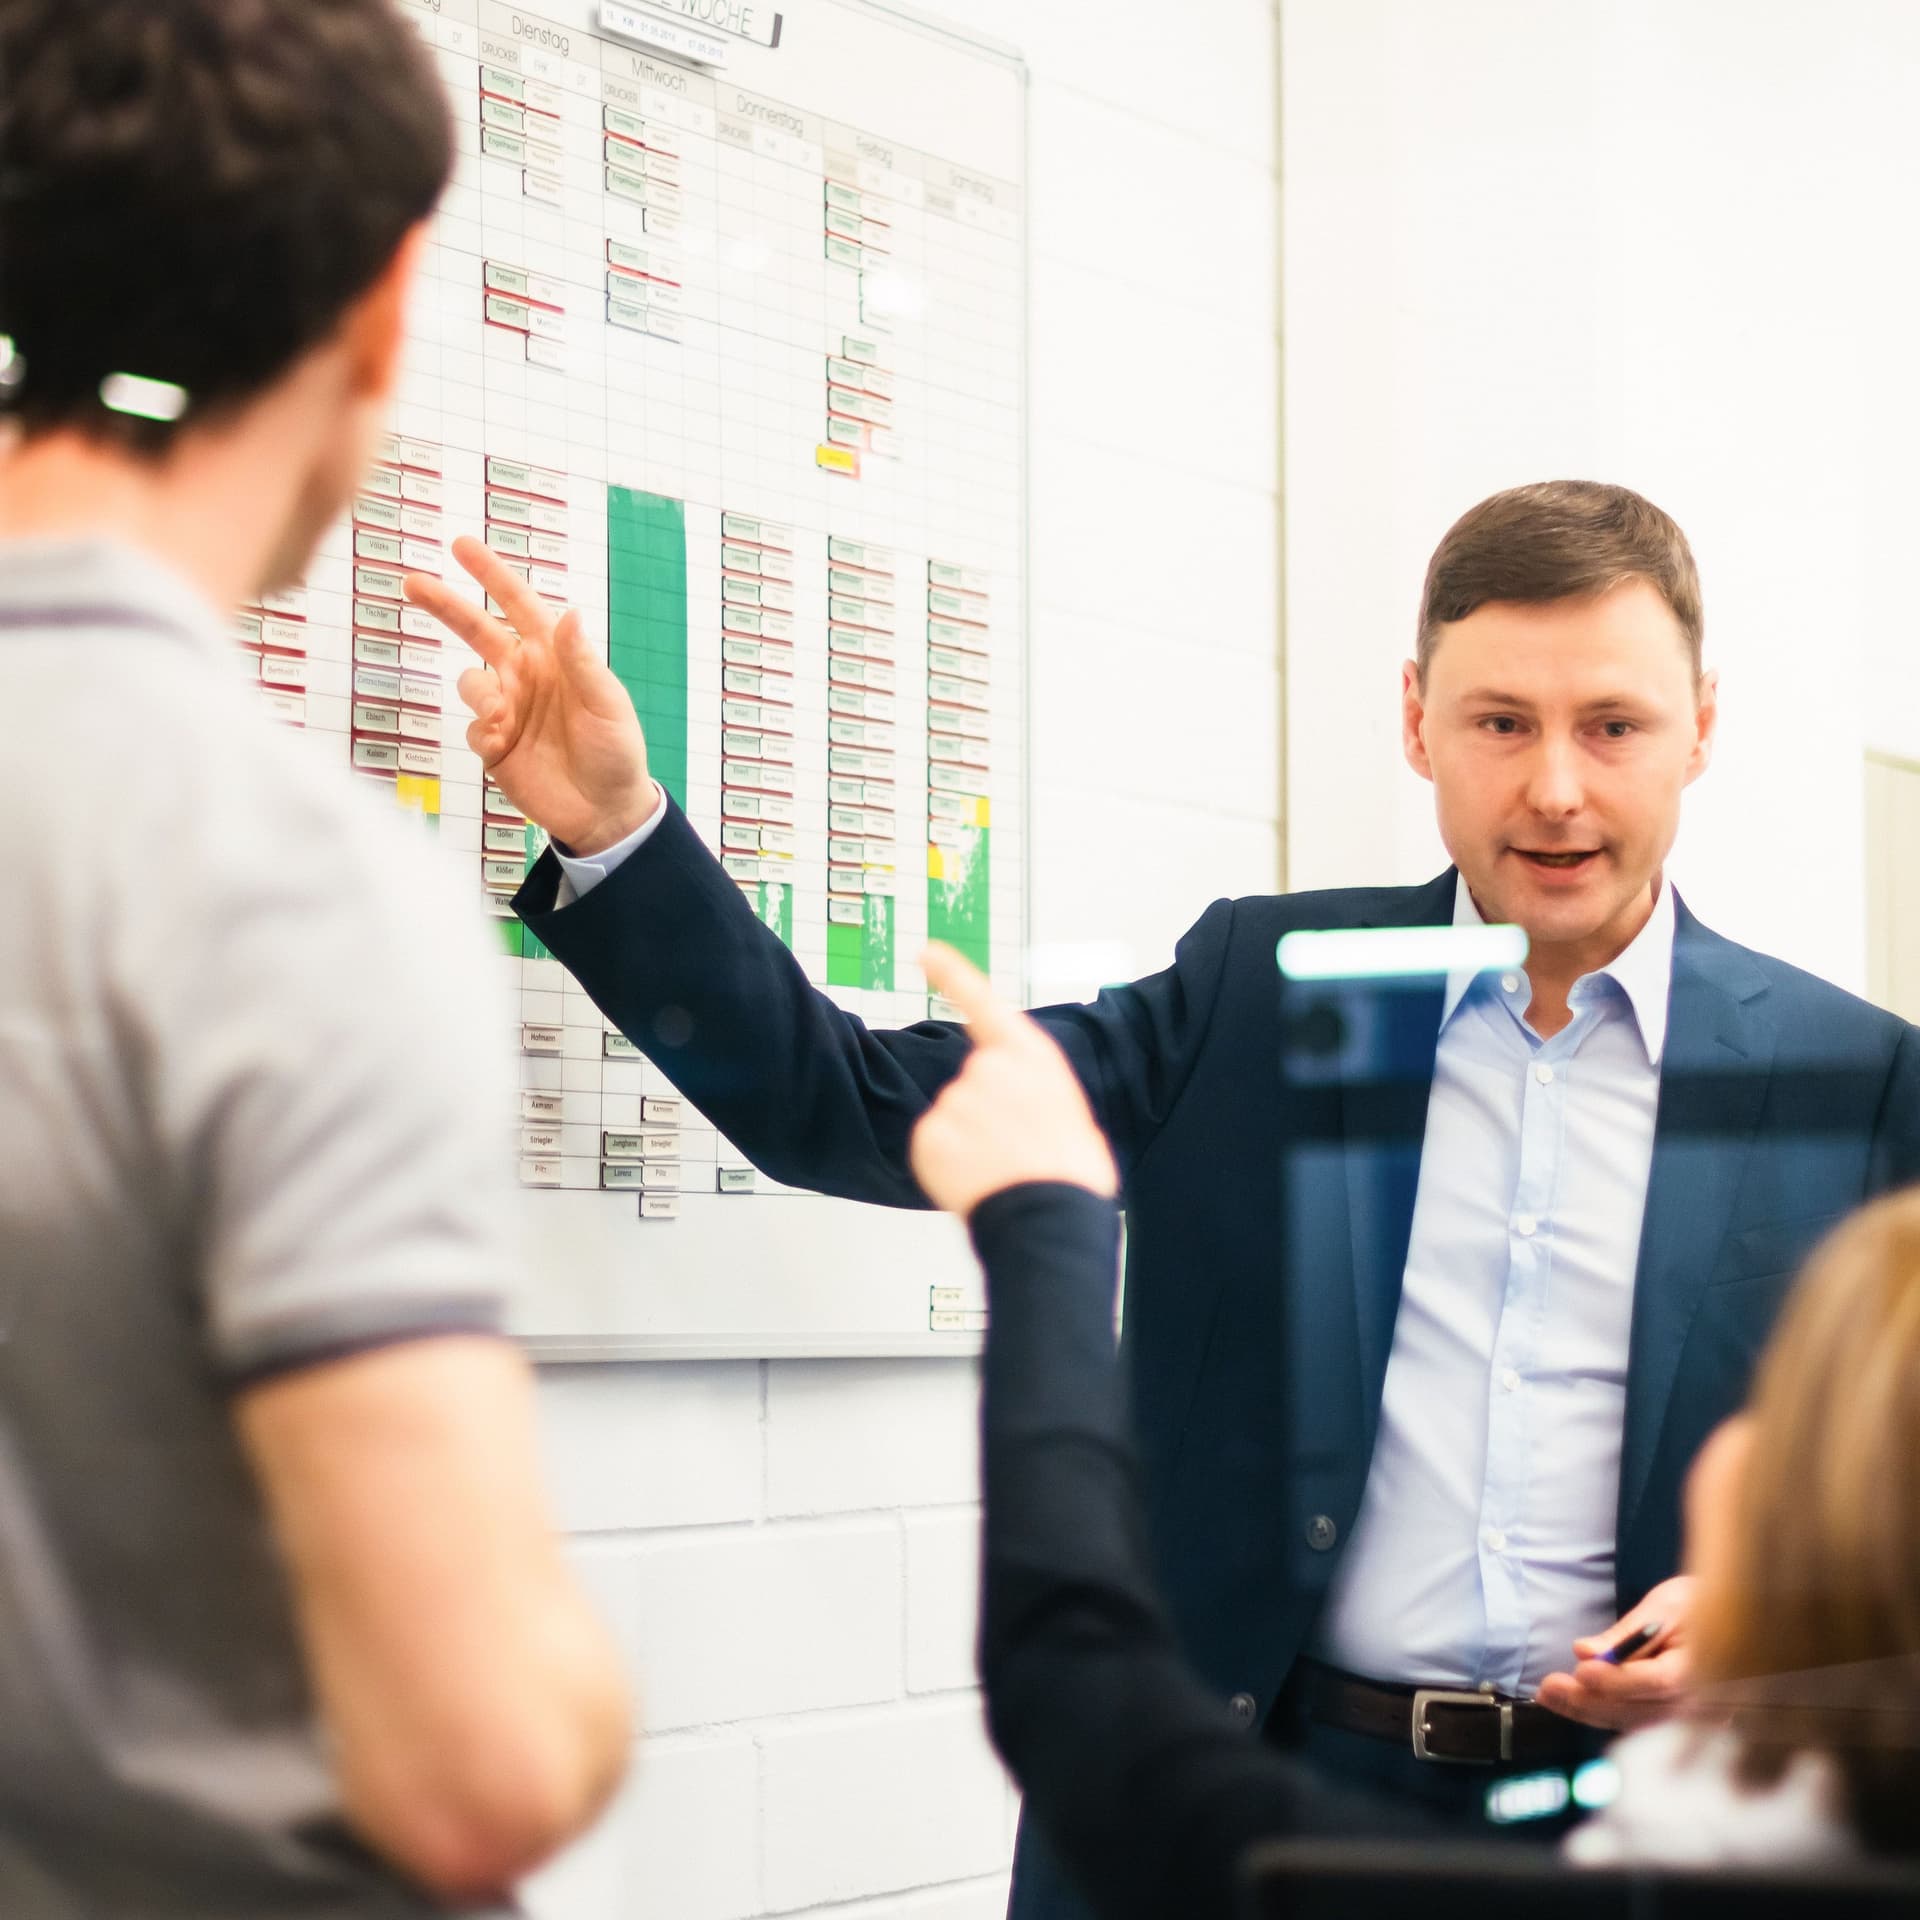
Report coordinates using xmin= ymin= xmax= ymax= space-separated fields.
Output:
xmin=1685 ymin=666 xmax=1719 ymax=788
xmin=1402 ymin=659 xmax=1434 ymax=783
xmin=341 ymin=222 xmax=431 ymax=410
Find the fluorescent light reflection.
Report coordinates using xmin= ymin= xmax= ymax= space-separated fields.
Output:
xmin=1277 ymin=923 xmax=1528 ymax=983
xmin=1484 ymin=1769 xmax=1571 ymax=1826
xmin=1571 ymin=1758 xmax=1621 ymax=1810
xmin=99 ymin=372 xmax=190 ymax=422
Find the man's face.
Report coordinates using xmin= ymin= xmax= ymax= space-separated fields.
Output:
xmin=1402 ymin=578 xmax=1716 ymax=960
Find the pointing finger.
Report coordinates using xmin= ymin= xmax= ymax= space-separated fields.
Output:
xmin=920 ymin=942 xmax=1027 ymax=1051
xmin=403 ymin=569 xmax=517 ymax=669
xmin=450 ymin=533 xmax=555 ymax=641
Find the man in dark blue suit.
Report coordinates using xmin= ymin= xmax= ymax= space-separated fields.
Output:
xmin=407 ymin=480 xmax=1920 ymax=1920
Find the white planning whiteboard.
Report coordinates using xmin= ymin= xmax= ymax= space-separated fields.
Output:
xmin=230 ymin=0 xmax=1028 ymax=1356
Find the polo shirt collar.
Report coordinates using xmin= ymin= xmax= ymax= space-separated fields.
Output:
xmin=0 ymin=534 xmax=227 ymax=656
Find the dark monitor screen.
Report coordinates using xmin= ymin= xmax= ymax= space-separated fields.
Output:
xmin=1237 ymin=1838 xmax=1920 ymax=1920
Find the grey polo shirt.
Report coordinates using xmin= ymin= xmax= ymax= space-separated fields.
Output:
xmin=0 ymin=537 xmax=519 ymax=1915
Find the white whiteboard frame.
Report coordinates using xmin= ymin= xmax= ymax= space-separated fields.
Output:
xmin=513 ymin=0 xmax=1032 ymax=1361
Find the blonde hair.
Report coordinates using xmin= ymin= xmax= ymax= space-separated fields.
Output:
xmin=1689 ymin=1190 xmax=1920 ymax=1852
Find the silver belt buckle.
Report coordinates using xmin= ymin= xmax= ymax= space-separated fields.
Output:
xmin=1410 ymin=1687 xmax=1514 ymax=1764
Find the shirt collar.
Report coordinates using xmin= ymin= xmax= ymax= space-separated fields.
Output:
xmin=1443 ymin=872 xmax=1676 ymax=1065
xmin=0 ymin=534 xmax=228 ymax=656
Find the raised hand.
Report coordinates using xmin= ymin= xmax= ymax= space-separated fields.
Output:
xmin=909 ymin=944 xmax=1118 ymax=1218
xmin=403 ymin=536 xmax=659 ymax=854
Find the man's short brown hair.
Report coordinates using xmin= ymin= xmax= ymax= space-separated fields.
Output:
xmin=0 ymin=0 xmax=453 ymax=453
xmin=1416 ymin=480 xmax=1704 ymax=684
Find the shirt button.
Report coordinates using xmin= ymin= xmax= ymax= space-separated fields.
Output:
xmin=1514 ymin=1215 xmax=1537 ymax=1237
xmin=1306 ymin=1514 xmax=1338 ymax=1552
xmin=1484 ymin=1527 xmax=1508 ymax=1553
xmin=1228 ymin=1691 xmax=1258 ymax=1728
xmin=1500 ymin=1367 xmax=1521 ymax=1393
xmin=1534 ymin=1062 xmax=1555 ymax=1086
xmin=1501 ymin=973 xmax=1521 ymax=993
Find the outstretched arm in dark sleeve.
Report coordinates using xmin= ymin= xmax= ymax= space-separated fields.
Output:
xmin=518 ymin=794 xmax=1236 ymax=1207
xmin=403 ymin=542 xmax=1234 ymax=1211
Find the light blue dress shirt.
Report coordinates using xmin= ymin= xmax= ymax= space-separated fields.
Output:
xmin=550 ymin=791 xmax=668 ymax=906
xmin=1307 ymin=877 xmax=1675 ymax=1697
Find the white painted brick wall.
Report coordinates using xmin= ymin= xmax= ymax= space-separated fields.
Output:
xmin=775 ymin=1880 xmax=1013 ymax=1920
xmin=762 ymin=1701 xmax=1014 ymax=1911
xmin=904 ymin=1510 xmax=984 ymax=1698
xmin=607 ymin=1519 xmax=904 ymax=1731
xmin=538 ymin=1361 xmax=762 ymax=1533
xmin=765 ymin=1361 xmax=982 ymax=1518
xmin=524 ymin=1732 xmax=761 ymax=1920
xmin=526 ymin=1 xmax=1282 ymax=1913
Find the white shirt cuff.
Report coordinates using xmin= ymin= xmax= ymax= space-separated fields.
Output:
xmin=551 ymin=789 xmax=667 ymax=909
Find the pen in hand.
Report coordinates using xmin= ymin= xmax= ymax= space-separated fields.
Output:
xmin=1596 ymin=1618 xmax=1665 ymax=1665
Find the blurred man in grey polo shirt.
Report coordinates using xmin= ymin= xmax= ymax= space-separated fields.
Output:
xmin=0 ymin=3 xmax=629 ymax=1912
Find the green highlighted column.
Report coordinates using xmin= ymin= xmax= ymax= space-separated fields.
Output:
xmin=829 ymin=893 xmax=894 ymax=990
xmin=608 ymin=487 xmax=688 ymax=807
xmin=927 ymin=802 xmax=990 ymax=966
xmin=757 ymin=877 xmax=794 ymax=945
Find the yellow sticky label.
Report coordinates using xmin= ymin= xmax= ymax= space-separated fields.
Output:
xmin=394 ymin=773 xmax=441 ymax=817
xmin=815 ymin=442 xmax=860 ymax=478
xmin=972 ymin=796 xmax=991 ymax=827
xmin=927 ymin=843 xmax=946 ymax=881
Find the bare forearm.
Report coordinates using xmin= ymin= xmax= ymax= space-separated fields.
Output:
xmin=332 ymin=1593 xmax=631 ymax=1898
xmin=517 ymin=1592 xmax=634 ymax=1835
xmin=236 ymin=1339 xmax=634 ymax=1900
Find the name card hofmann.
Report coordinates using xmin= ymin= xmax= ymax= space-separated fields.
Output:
xmin=606 ymin=0 xmax=781 ymax=53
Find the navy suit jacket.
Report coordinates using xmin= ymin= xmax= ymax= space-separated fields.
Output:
xmin=519 ymin=799 xmax=1920 ymax=1920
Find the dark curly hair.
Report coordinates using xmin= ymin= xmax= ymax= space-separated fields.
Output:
xmin=0 ymin=0 xmax=452 ymax=452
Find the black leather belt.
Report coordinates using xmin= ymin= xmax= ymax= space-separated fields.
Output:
xmin=1292 ymin=1658 xmax=1595 ymax=1767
